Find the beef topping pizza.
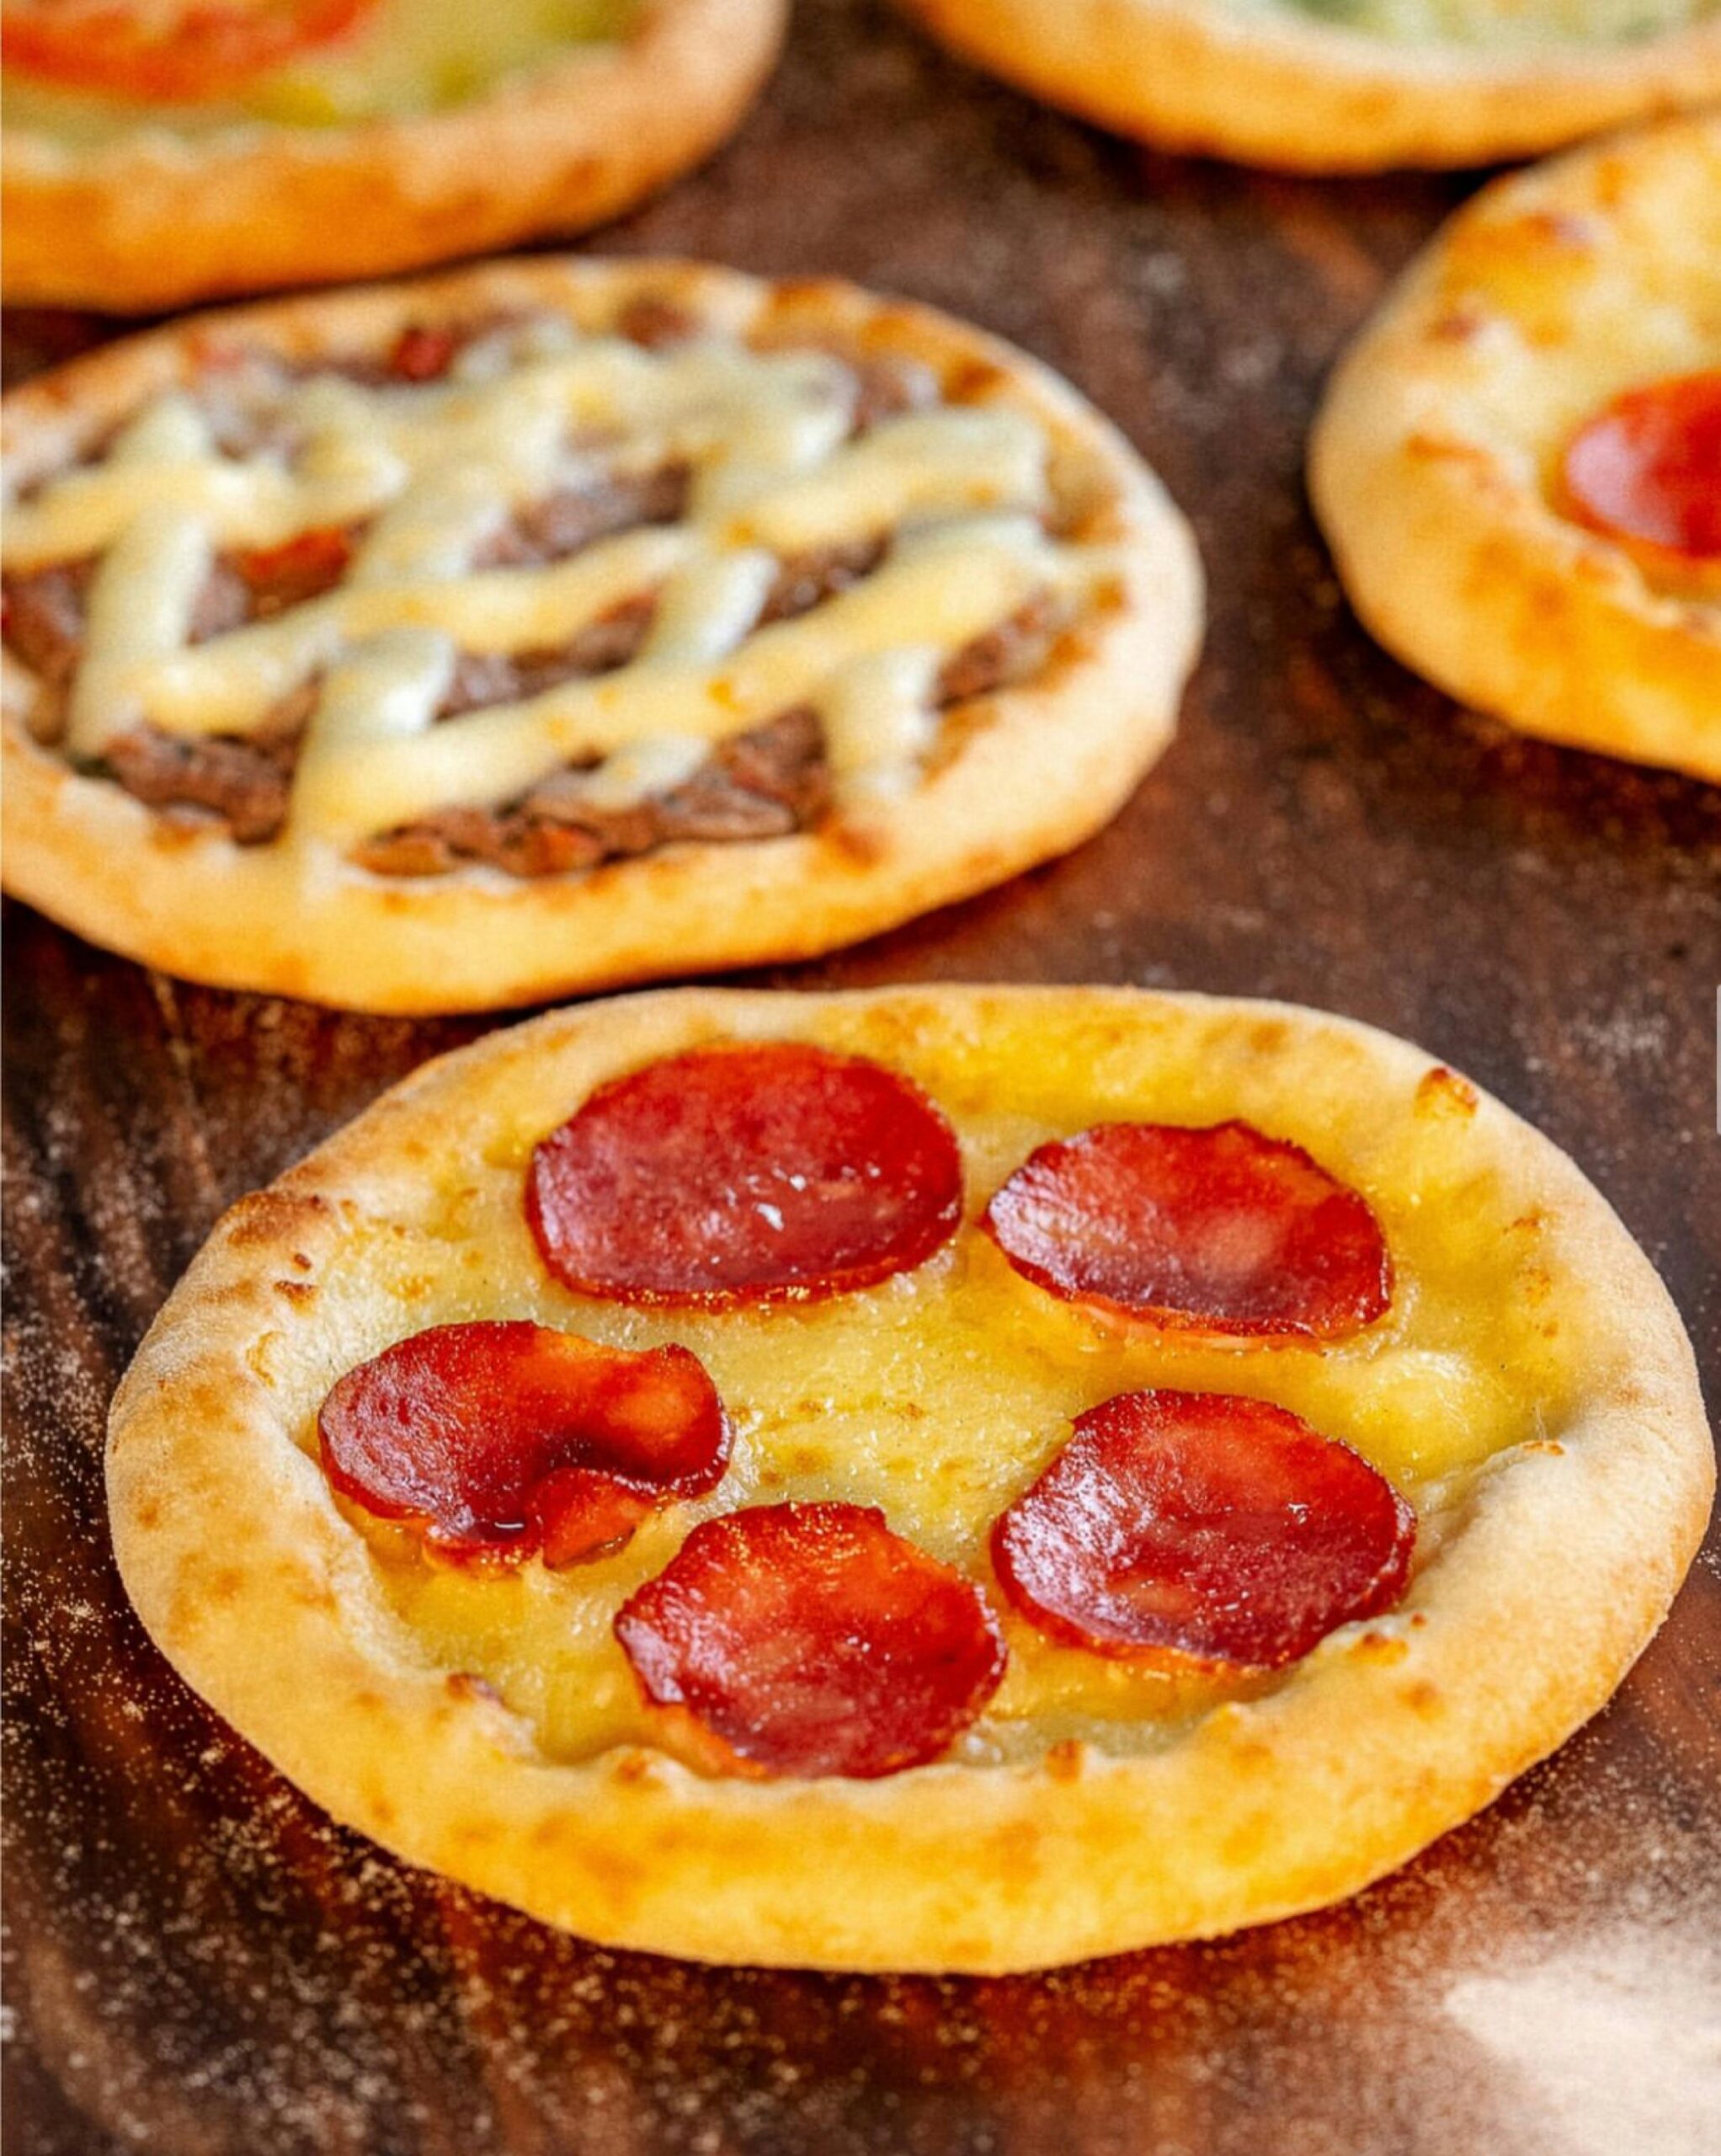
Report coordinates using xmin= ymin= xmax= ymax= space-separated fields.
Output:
xmin=2 ymin=298 xmax=1112 ymax=876
xmin=993 ymin=1389 xmax=1416 ymax=1671
xmin=1561 ymin=371 xmax=1721 ymax=562
xmin=614 ymin=1502 xmax=1008 ymax=1778
xmin=318 ymin=1320 xmax=730 ymax=1566
xmin=528 ymin=1042 xmax=965 ymax=1306
xmin=983 ymin=1118 xmax=1392 ymax=1341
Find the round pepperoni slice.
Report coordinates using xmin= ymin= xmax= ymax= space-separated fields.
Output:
xmin=318 ymin=1321 xmax=729 ymax=1567
xmin=614 ymin=1503 xmax=1007 ymax=1779
xmin=1562 ymin=372 xmax=1721 ymax=562
xmin=528 ymin=1043 xmax=965 ymax=1309
xmin=2 ymin=1 xmax=376 ymax=104
xmin=993 ymin=1390 xmax=1415 ymax=1671
xmin=982 ymin=1118 xmax=1391 ymax=1342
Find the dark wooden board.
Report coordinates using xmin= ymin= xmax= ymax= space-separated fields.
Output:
xmin=5 ymin=4 xmax=1719 ymax=2149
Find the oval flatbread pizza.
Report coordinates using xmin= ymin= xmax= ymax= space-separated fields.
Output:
xmin=1 ymin=0 xmax=786 ymax=307
xmin=0 ymin=259 xmax=1202 ymax=1011
xmin=105 ymin=985 xmax=1713 ymax=1972
xmin=1310 ymin=115 xmax=1721 ymax=780
xmin=897 ymin=0 xmax=1721 ymax=173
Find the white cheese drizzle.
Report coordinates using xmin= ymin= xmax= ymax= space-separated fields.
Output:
xmin=6 ymin=318 xmax=1114 ymax=841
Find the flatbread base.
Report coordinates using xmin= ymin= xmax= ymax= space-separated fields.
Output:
xmin=2 ymin=0 xmax=786 ymax=308
xmin=1310 ymin=115 xmax=1721 ymax=781
xmin=898 ymin=0 xmax=1721 ymax=173
xmin=106 ymin=985 xmax=1713 ymax=1972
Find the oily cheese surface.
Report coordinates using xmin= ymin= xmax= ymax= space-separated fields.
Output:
xmin=1311 ymin=115 xmax=1721 ymax=779
xmin=895 ymin=0 xmax=1721 ymax=171
xmin=0 ymin=258 xmax=1200 ymax=1012
xmin=106 ymin=987 xmax=1713 ymax=1972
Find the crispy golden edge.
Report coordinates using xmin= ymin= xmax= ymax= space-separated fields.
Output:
xmin=0 ymin=256 xmax=1202 ymax=1013
xmin=897 ymin=0 xmax=1721 ymax=173
xmin=1309 ymin=115 xmax=1721 ymax=779
xmin=105 ymin=985 xmax=1714 ymax=1973
xmin=1 ymin=0 xmax=786 ymax=307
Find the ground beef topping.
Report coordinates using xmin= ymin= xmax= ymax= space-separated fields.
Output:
xmin=759 ymin=536 xmax=889 ymax=625
xmin=846 ymin=355 xmax=940 ymax=435
xmin=434 ymin=596 xmax=658 ymax=723
xmin=2 ymin=558 xmax=93 ymax=703
xmin=98 ymin=700 xmax=311 ymax=846
xmin=7 ymin=305 xmax=1087 ymax=872
xmin=473 ymin=466 xmax=692 ymax=572
xmin=936 ymin=590 xmax=1069 ymax=706
xmin=615 ymin=296 xmax=701 ymax=351
xmin=352 ymin=707 xmax=830 ymax=881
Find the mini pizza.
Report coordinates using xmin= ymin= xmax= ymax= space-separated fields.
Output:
xmin=0 ymin=259 xmax=1202 ymax=1012
xmin=896 ymin=0 xmax=1721 ymax=173
xmin=0 ymin=0 xmax=785 ymax=309
xmin=105 ymin=985 xmax=1712 ymax=1973
xmin=1311 ymin=115 xmax=1721 ymax=781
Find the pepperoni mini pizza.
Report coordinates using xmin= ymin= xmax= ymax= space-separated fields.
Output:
xmin=897 ymin=0 xmax=1721 ymax=173
xmin=1 ymin=0 xmax=785 ymax=309
xmin=0 ymin=259 xmax=1201 ymax=1012
xmin=105 ymin=985 xmax=1712 ymax=1972
xmin=1311 ymin=115 xmax=1721 ymax=780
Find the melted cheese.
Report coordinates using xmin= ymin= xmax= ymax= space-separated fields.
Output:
xmin=1 ymin=0 xmax=640 ymax=145
xmin=1264 ymin=0 xmax=1713 ymax=45
xmin=9 ymin=322 xmax=1112 ymax=836
xmin=267 ymin=999 xmax=1588 ymax=1772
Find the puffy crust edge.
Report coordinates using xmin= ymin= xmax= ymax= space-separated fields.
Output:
xmin=0 ymin=255 xmax=1202 ymax=1013
xmin=896 ymin=0 xmax=1721 ymax=173
xmin=0 ymin=0 xmax=786 ymax=309
xmin=104 ymin=985 xmax=1714 ymax=1973
xmin=1308 ymin=117 xmax=1721 ymax=781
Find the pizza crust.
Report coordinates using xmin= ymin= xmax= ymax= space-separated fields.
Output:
xmin=0 ymin=258 xmax=1202 ymax=1013
xmin=105 ymin=985 xmax=1713 ymax=1973
xmin=897 ymin=0 xmax=1721 ymax=173
xmin=1309 ymin=115 xmax=1721 ymax=780
xmin=1 ymin=0 xmax=785 ymax=309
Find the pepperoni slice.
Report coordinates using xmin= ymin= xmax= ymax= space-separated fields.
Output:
xmin=982 ymin=1118 xmax=1390 ymax=1342
xmin=318 ymin=1321 xmax=730 ymax=1566
xmin=2 ymin=1 xmax=376 ymax=104
xmin=528 ymin=1043 xmax=965 ymax=1309
xmin=614 ymin=1503 xmax=1007 ymax=1778
xmin=1562 ymin=372 xmax=1721 ymax=561
xmin=993 ymin=1390 xmax=1415 ymax=1671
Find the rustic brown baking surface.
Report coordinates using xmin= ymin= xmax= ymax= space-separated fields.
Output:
xmin=4 ymin=4 xmax=1719 ymax=2150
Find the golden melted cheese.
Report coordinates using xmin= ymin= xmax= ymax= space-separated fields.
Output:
xmin=1 ymin=0 xmax=639 ymax=144
xmin=258 ymin=999 xmax=1585 ymax=1771
xmin=3 ymin=319 xmax=1116 ymax=843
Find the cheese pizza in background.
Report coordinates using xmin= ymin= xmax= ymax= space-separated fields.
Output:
xmin=896 ymin=0 xmax=1721 ymax=173
xmin=1311 ymin=115 xmax=1721 ymax=781
xmin=106 ymin=985 xmax=1712 ymax=1973
xmin=0 ymin=259 xmax=1202 ymax=1011
xmin=0 ymin=0 xmax=785 ymax=308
